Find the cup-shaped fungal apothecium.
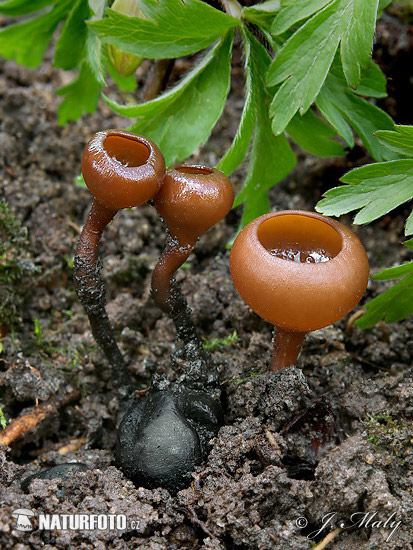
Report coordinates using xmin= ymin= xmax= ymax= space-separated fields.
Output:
xmin=74 ymin=130 xmax=165 ymax=394
xmin=151 ymin=165 xmax=234 ymax=342
xmin=230 ymin=210 xmax=369 ymax=371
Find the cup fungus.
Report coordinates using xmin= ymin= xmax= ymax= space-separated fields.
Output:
xmin=74 ymin=130 xmax=165 ymax=394
xmin=151 ymin=165 xmax=234 ymax=343
xmin=230 ymin=210 xmax=369 ymax=371
xmin=116 ymin=165 xmax=233 ymax=491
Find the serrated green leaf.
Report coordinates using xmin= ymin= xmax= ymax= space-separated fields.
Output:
xmin=373 ymin=261 xmax=413 ymax=280
xmin=268 ymin=0 xmax=382 ymax=133
xmin=128 ymin=32 xmax=233 ymax=166
xmin=375 ymin=126 xmax=413 ymax=157
xmin=0 ymin=0 xmax=53 ymax=16
xmin=355 ymin=273 xmax=413 ymax=328
xmin=56 ymin=62 xmax=102 ymax=125
xmin=340 ymin=0 xmax=379 ymax=89
xmin=316 ymin=160 xmax=413 ymax=224
xmin=268 ymin=0 xmax=344 ymax=133
xmin=54 ymin=0 xmax=90 ymax=70
xmin=103 ymin=38 xmax=221 ymax=118
xmin=271 ymin=0 xmax=331 ymax=35
xmin=286 ymin=109 xmax=345 ymax=157
xmin=316 ymin=64 xmax=395 ymax=161
xmin=233 ymin=29 xmax=296 ymax=209
xmin=406 ymin=210 xmax=413 ymax=235
xmin=0 ymin=0 xmax=71 ymax=68
xmin=88 ymin=0 xmax=240 ymax=60
xmin=217 ymin=27 xmax=255 ymax=176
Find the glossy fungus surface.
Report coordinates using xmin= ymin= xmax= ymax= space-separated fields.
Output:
xmin=153 ymin=164 xmax=234 ymax=246
xmin=82 ymin=129 xmax=165 ymax=210
xmin=230 ymin=210 xmax=370 ymax=333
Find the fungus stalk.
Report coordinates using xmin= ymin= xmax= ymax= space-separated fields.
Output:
xmin=74 ymin=200 xmax=127 ymax=387
xmin=230 ymin=210 xmax=370 ymax=371
xmin=74 ymin=130 xmax=165 ymax=395
xmin=152 ymin=165 xmax=234 ymax=347
xmin=151 ymin=234 xmax=197 ymax=342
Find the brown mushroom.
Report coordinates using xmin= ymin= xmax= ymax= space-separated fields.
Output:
xmin=230 ymin=210 xmax=369 ymax=371
xmin=74 ymin=130 xmax=165 ymax=394
xmin=151 ymin=165 xmax=234 ymax=343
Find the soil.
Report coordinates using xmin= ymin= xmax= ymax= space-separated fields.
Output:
xmin=0 ymin=9 xmax=412 ymax=550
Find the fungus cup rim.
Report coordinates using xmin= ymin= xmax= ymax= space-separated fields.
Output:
xmin=253 ymin=210 xmax=350 ymax=270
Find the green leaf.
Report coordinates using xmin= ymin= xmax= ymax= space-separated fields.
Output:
xmin=316 ymin=160 xmax=413 ymax=224
xmin=0 ymin=0 xmax=71 ymax=68
xmin=0 ymin=0 xmax=53 ymax=16
xmin=128 ymin=32 xmax=233 ymax=166
xmin=54 ymin=0 xmax=90 ymax=70
xmin=406 ymin=210 xmax=413 ymax=236
xmin=86 ymin=0 xmax=108 ymax=86
xmin=239 ymin=191 xmax=270 ymax=231
xmin=103 ymin=38 xmax=222 ymax=118
xmin=286 ymin=109 xmax=345 ymax=157
xmin=355 ymin=273 xmax=413 ymax=328
xmin=373 ymin=261 xmax=413 ymax=280
xmin=375 ymin=126 xmax=413 ymax=157
xmin=88 ymin=0 xmax=240 ymax=60
xmin=242 ymin=0 xmax=281 ymax=31
xmin=404 ymin=238 xmax=413 ymax=249
xmin=233 ymin=29 xmax=296 ymax=209
xmin=316 ymin=63 xmax=395 ymax=160
xmin=217 ymin=27 xmax=256 ymax=176
xmin=340 ymin=0 xmax=379 ymax=89
xmin=107 ymin=58 xmax=137 ymax=92
xmin=352 ymin=59 xmax=387 ymax=99
xmin=267 ymin=0 xmax=382 ymax=133
xmin=56 ymin=62 xmax=102 ymax=125
xmin=271 ymin=0 xmax=331 ymax=35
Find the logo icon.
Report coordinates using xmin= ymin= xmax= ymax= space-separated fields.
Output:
xmin=12 ymin=509 xmax=35 ymax=531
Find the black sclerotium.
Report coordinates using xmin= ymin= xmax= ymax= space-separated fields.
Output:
xmin=116 ymin=380 xmax=223 ymax=491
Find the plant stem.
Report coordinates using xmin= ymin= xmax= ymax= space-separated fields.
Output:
xmin=143 ymin=59 xmax=175 ymax=102
xmin=270 ymin=327 xmax=306 ymax=371
xmin=74 ymin=199 xmax=133 ymax=395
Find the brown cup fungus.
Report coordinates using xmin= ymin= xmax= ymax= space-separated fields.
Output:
xmin=74 ymin=130 xmax=165 ymax=394
xmin=230 ymin=210 xmax=369 ymax=371
xmin=151 ymin=165 xmax=234 ymax=343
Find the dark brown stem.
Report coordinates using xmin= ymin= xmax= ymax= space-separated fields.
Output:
xmin=143 ymin=59 xmax=175 ymax=102
xmin=151 ymin=234 xmax=198 ymax=343
xmin=270 ymin=327 xmax=306 ymax=371
xmin=74 ymin=199 xmax=133 ymax=395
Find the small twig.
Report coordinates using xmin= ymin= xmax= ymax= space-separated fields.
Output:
xmin=313 ymin=528 xmax=342 ymax=550
xmin=0 ymin=390 xmax=80 ymax=447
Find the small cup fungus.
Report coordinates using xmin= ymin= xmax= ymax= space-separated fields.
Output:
xmin=230 ymin=210 xmax=369 ymax=371
xmin=152 ymin=165 xmax=234 ymax=342
xmin=74 ymin=130 xmax=165 ymax=393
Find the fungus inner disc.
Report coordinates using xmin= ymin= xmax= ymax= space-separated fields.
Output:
xmin=104 ymin=135 xmax=150 ymax=167
xmin=258 ymin=214 xmax=342 ymax=264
